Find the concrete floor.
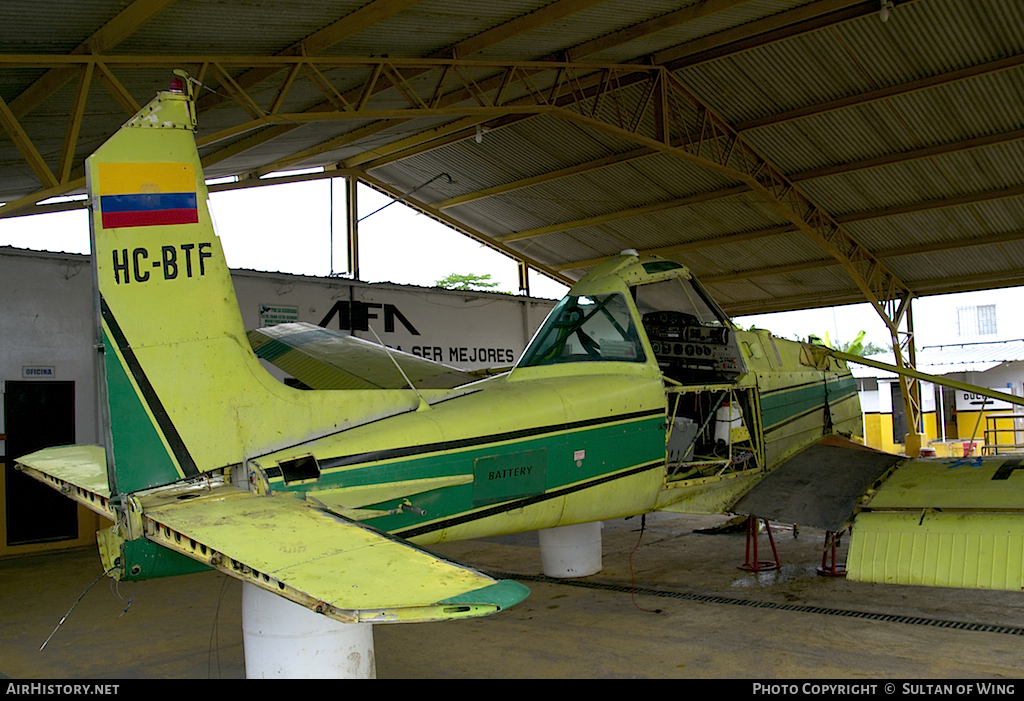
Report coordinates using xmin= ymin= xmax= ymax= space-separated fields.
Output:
xmin=3 ymin=512 xmax=1024 ymax=679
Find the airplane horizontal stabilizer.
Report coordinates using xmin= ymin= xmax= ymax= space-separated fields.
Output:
xmin=848 ymin=454 xmax=1024 ymax=591
xmin=248 ymin=322 xmax=481 ymax=390
xmin=140 ymin=486 xmax=529 ymax=623
xmin=15 ymin=445 xmax=116 ymax=521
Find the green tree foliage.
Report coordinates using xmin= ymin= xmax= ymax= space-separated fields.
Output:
xmin=434 ymin=272 xmax=502 ymax=291
xmin=808 ymin=329 xmax=890 ymax=357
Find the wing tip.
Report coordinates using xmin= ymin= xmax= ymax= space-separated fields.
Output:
xmin=440 ymin=578 xmax=531 ymax=612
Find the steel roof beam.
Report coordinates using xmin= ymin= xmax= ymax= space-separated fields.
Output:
xmin=317 ymin=0 xmax=773 ymax=179
xmin=655 ymin=0 xmax=905 ymax=70
xmin=534 ymin=67 xmax=915 ymax=334
xmin=496 ymin=184 xmax=751 ymax=243
xmin=789 ymin=127 xmax=1024 ymax=182
xmin=205 ymin=0 xmax=765 ymax=182
xmin=724 ymin=266 xmax=1024 ymax=317
xmin=194 ymin=0 xmax=425 ymax=114
xmin=700 ymin=228 xmax=1024 ymax=284
xmin=434 ymin=147 xmax=656 ymax=209
xmin=2 ymin=0 xmax=176 ymax=124
xmin=191 ymin=0 xmax=612 ymax=171
xmin=0 ymin=92 xmax=57 ymax=189
xmin=735 ymin=51 xmax=1024 ymax=134
xmin=553 ymin=224 xmax=794 ymax=271
xmin=563 ymin=0 xmax=755 ymax=62
xmin=836 ymin=184 xmax=1024 ymax=224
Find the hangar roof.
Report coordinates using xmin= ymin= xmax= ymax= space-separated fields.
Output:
xmin=852 ymin=339 xmax=1024 ymax=378
xmin=2 ymin=0 xmax=1023 ymax=319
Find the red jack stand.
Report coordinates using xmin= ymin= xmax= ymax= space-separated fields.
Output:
xmin=817 ymin=530 xmax=847 ymax=577
xmin=738 ymin=516 xmax=780 ymax=572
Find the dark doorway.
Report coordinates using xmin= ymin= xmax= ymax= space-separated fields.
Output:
xmin=935 ymin=384 xmax=959 ymax=441
xmin=890 ymin=381 xmax=908 ymax=445
xmin=4 ymin=381 xmax=78 ymax=546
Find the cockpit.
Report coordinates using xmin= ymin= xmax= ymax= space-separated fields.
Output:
xmin=516 ymin=254 xmax=747 ymax=385
xmin=632 ymin=274 xmax=746 ymax=385
xmin=516 ymin=251 xmax=761 ymax=484
xmin=516 ymin=293 xmax=647 ymax=367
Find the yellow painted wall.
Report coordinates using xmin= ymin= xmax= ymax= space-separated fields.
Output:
xmin=863 ymin=413 xmax=886 ymax=452
xmin=956 ymin=411 xmax=1024 ymax=454
xmin=862 ymin=411 xmax=942 ymax=455
xmin=0 ymin=461 xmax=110 ymax=559
xmin=862 ymin=408 xmax=1023 ymax=457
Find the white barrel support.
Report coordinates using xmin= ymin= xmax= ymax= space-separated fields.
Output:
xmin=538 ymin=521 xmax=603 ymax=578
xmin=241 ymin=582 xmax=376 ymax=679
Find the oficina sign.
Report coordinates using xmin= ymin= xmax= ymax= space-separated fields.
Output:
xmin=22 ymin=366 xmax=56 ymax=379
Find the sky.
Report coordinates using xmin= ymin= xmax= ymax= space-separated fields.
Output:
xmin=0 ymin=176 xmax=569 ymax=300
xmin=2 ymin=176 xmax=1022 ymax=350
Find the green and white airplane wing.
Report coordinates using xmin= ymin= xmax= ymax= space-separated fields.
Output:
xmin=248 ymin=322 xmax=482 ymax=390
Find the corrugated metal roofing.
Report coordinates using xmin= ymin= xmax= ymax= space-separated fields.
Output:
xmin=2 ymin=0 xmax=1024 ymax=318
xmin=853 ymin=339 xmax=1024 ymax=378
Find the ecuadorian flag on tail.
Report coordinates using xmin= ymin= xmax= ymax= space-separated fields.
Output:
xmin=98 ymin=162 xmax=198 ymax=228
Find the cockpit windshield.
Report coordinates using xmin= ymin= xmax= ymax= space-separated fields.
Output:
xmin=518 ymin=293 xmax=647 ymax=367
xmin=632 ymin=278 xmax=729 ymax=327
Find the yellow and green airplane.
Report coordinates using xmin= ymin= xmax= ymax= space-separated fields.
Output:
xmin=17 ymin=76 xmax=1024 ymax=630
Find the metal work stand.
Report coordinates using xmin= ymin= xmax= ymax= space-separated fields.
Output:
xmin=737 ymin=516 xmax=781 ymax=572
xmin=817 ymin=530 xmax=847 ymax=577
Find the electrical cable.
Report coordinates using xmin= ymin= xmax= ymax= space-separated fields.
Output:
xmin=628 ymin=514 xmax=662 ymax=614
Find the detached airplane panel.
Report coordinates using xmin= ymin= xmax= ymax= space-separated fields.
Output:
xmin=143 ymin=489 xmax=528 ymax=623
xmin=848 ymin=454 xmax=1024 ymax=590
xmin=863 ymin=455 xmax=1024 ymax=510
xmin=730 ymin=438 xmax=902 ymax=531
xmin=848 ymin=512 xmax=1024 ymax=590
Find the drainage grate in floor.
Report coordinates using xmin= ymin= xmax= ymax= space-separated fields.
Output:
xmin=487 ymin=571 xmax=1024 ymax=636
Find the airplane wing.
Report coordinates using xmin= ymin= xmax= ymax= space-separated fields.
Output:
xmin=15 ymin=447 xmax=528 ymax=624
xmin=248 ymin=322 xmax=490 ymax=390
xmin=727 ymin=437 xmax=1024 ymax=591
xmin=846 ymin=453 xmax=1024 ymax=591
xmin=729 ymin=435 xmax=903 ymax=532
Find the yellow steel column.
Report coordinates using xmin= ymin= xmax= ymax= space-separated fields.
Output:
xmin=887 ymin=299 xmax=922 ymax=457
xmin=346 ymin=174 xmax=359 ymax=280
xmin=518 ymin=260 xmax=530 ymax=296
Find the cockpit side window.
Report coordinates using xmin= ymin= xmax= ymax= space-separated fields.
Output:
xmin=518 ymin=293 xmax=647 ymax=367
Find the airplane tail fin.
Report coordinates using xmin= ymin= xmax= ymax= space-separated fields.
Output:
xmin=90 ymin=76 xmax=236 ymax=494
xmin=90 ymin=75 xmax=424 ymax=497
xmin=89 ymin=75 xmax=311 ymax=495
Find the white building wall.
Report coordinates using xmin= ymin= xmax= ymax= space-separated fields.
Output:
xmin=1 ymin=248 xmax=557 ymax=457
xmin=0 ymin=249 xmax=99 ymax=452
xmin=230 ymin=271 xmax=554 ymax=371
xmin=859 ymin=386 xmax=880 ymax=414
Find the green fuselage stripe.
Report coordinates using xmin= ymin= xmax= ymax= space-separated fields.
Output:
xmin=312 ymin=408 xmax=665 ymax=474
xmin=760 ymin=375 xmax=857 ymax=432
xmin=395 ymin=459 xmax=665 ymax=539
xmin=288 ymin=412 xmax=667 ymax=536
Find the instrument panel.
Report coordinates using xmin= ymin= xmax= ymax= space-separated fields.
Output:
xmin=642 ymin=311 xmax=744 ymax=379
